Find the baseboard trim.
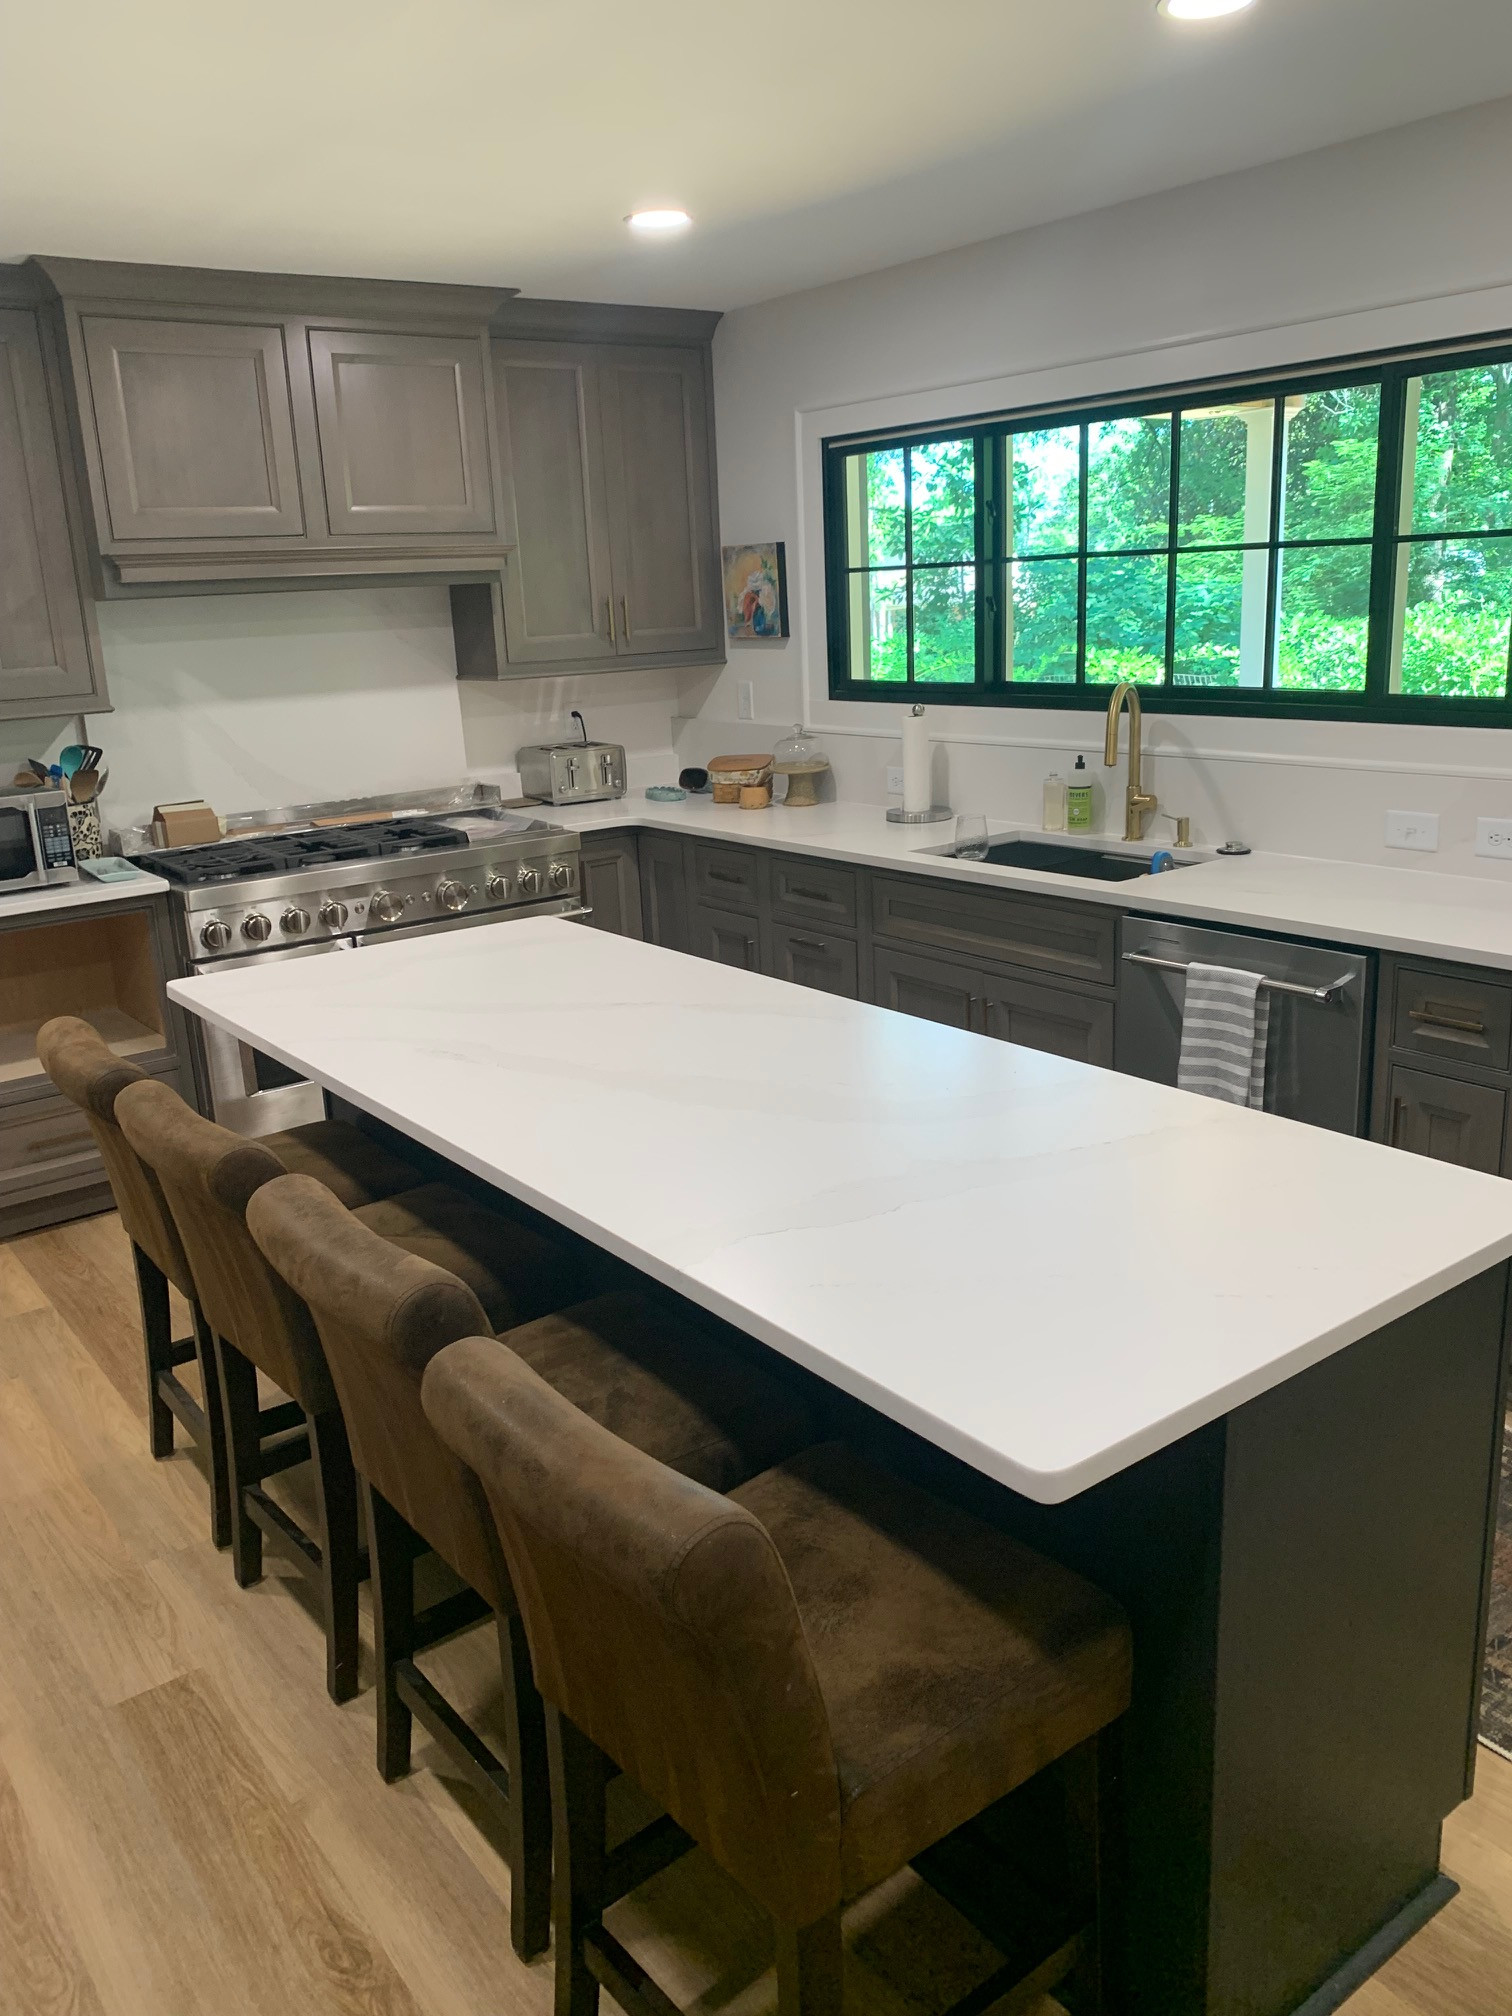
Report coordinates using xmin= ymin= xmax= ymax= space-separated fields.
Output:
xmin=1290 ymin=1873 xmax=1458 ymax=2015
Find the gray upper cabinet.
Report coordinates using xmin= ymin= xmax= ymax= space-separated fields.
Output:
xmin=600 ymin=345 xmax=722 ymax=660
xmin=80 ymin=313 xmax=305 ymax=543
xmin=456 ymin=303 xmax=725 ymax=680
xmin=491 ymin=342 xmax=616 ymax=665
xmin=0 ymin=289 xmax=106 ymax=717
xmin=308 ymin=327 xmax=496 ymax=539
xmin=30 ymin=257 xmax=511 ymax=591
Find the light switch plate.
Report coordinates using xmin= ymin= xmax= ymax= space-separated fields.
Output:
xmin=886 ymin=766 xmax=904 ymax=795
xmin=1385 ymin=810 xmax=1439 ymax=852
xmin=1476 ymin=817 xmax=1512 ymax=860
xmin=737 ymin=680 xmax=754 ymax=721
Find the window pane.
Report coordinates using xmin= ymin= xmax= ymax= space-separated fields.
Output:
xmin=1404 ymin=365 xmax=1512 ymax=536
xmin=1005 ymin=557 xmax=1078 ymax=682
xmin=1273 ymin=543 xmax=1371 ymax=692
xmin=848 ymin=571 xmax=907 ymax=682
xmin=1393 ymin=537 xmax=1512 ymax=699
xmin=1174 ymin=548 xmax=1251 ymax=688
xmin=913 ymin=565 xmax=977 ymax=682
xmin=1087 ymin=414 xmax=1171 ymax=552
xmin=1084 ymin=554 xmax=1168 ymax=686
xmin=1178 ymin=403 xmax=1271 ymax=547
xmin=845 ymin=448 xmax=906 ymax=568
xmin=1280 ymin=384 xmax=1380 ymax=543
xmin=909 ymin=438 xmax=975 ymax=564
xmin=1008 ymin=425 xmax=1081 ymax=555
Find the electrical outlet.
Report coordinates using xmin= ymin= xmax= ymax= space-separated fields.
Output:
xmin=1385 ymin=810 xmax=1439 ymax=852
xmin=737 ymin=680 xmax=754 ymax=721
xmin=1476 ymin=817 xmax=1512 ymax=860
xmin=886 ymin=766 xmax=904 ymax=795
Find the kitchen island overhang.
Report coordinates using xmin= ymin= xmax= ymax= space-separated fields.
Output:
xmin=168 ymin=920 xmax=1512 ymax=2016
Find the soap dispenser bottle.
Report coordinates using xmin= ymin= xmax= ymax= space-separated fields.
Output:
xmin=1067 ymin=755 xmax=1095 ymax=832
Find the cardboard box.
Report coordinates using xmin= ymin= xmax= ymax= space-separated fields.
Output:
xmin=152 ymin=800 xmax=221 ymax=847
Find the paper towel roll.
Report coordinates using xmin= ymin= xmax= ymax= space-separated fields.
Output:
xmin=901 ymin=705 xmax=930 ymax=815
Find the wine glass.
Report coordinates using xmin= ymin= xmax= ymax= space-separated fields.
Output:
xmin=954 ymin=814 xmax=989 ymax=861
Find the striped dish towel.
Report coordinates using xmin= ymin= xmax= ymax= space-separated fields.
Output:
xmin=1177 ymin=962 xmax=1272 ymax=1109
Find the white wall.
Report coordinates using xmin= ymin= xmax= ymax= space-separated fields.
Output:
xmin=20 ymin=587 xmax=708 ymax=833
xmin=699 ymin=95 xmax=1512 ymax=876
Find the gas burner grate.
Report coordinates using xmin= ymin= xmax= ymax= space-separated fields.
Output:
xmin=135 ymin=817 xmax=469 ymax=883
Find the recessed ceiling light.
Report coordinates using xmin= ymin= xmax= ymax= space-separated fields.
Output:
xmin=626 ymin=209 xmax=692 ymax=234
xmin=1158 ymin=0 xmax=1255 ymax=17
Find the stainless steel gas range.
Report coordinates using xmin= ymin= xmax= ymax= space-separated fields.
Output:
xmin=136 ymin=785 xmax=583 ymax=1135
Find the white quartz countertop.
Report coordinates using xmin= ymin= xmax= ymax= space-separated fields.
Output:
xmin=0 ymin=868 xmax=169 ymax=922
xmin=169 ymin=920 xmax=1512 ymax=1504
xmin=550 ymin=795 xmax=1512 ymax=971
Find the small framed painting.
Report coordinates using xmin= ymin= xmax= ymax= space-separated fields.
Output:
xmin=723 ymin=542 xmax=790 ymax=643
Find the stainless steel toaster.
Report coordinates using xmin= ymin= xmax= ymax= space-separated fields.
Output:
xmin=516 ymin=739 xmax=627 ymax=806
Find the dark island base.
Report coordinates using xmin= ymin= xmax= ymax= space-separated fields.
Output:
xmin=858 ymin=1263 xmax=1511 ymax=2016
xmin=335 ymin=1105 xmax=1510 ymax=2016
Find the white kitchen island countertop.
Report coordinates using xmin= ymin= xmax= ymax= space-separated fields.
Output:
xmin=169 ymin=918 xmax=1512 ymax=1504
xmin=550 ymin=794 xmax=1512 ymax=971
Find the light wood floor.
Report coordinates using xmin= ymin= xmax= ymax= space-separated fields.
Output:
xmin=1 ymin=1210 xmax=1509 ymax=2016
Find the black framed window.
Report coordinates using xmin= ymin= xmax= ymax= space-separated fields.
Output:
xmin=823 ymin=341 xmax=1512 ymax=724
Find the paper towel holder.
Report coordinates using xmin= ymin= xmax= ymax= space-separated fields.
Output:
xmin=887 ymin=702 xmax=952 ymax=824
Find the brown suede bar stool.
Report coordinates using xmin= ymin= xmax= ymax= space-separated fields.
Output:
xmin=36 ymin=1014 xmax=419 ymax=1548
xmin=114 ymin=1075 xmax=578 ymax=1703
xmin=245 ymin=1168 xmax=819 ymax=1962
xmin=423 ymin=1342 xmax=1133 ymax=2016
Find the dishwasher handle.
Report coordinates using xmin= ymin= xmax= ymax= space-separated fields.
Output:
xmin=1121 ymin=950 xmax=1355 ymax=1006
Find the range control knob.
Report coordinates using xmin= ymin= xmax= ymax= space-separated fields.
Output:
xmin=516 ymin=864 xmax=541 ymax=897
xmin=241 ymin=912 xmax=273 ymax=944
xmin=436 ymin=879 xmax=472 ymax=914
xmin=281 ymin=906 xmax=310 ymax=936
xmin=485 ymin=871 xmax=510 ymax=902
xmin=548 ymin=860 xmax=573 ymax=891
xmin=318 ymin=898 xmax=348 ymax=930
xmin=199 ymin=918 xmax=233 ymax=953
xmin=368 ymin=888 xmax=408 ymax=928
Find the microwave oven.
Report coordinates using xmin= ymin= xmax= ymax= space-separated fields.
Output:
xmin=0 ymin=789 xmax=78 ymax=894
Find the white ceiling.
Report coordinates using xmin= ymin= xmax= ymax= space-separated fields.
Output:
xmin=4 ymin=0 xmax=1511 ymax=311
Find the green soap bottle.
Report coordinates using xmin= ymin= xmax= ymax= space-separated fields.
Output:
xmin=1067 ymin=754 xmax=1094 ymax=832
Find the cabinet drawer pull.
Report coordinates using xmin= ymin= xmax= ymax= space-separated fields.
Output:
xmin=707 ymin=868 xmax=745 ymax=885
xmin=1409 ymin=1005 xmax=1486 ymax=1035
xmin=788 ymin=935 xmax=827 ymax=952
xmin=788 ymin=885 xmax=835 ymax=905
xmin=622 ymin=594 xmax=631 ymax=641
xmin=606 ymin=597 xmax=617 ymax=644
xmin=1390 ymin=1095 xmax=1403 ymax=1146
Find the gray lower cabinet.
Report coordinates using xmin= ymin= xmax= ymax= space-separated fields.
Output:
xmin=872 ymin=944 xmax=977 ymax=1030
xmin=770 ymin=923 xmax=859 ymax=999
xmin=691 ymin=900 xmax=763 ymax=971
xmin=578 ymin=832 xmax=643 ymax=938
xmin=1384 ymin=1064 xmax=1505 ymax=1175
xmin=639 ymin=833 xmax=692 ymax=955
xmin=1372 ymin=953 xmax=1512 ymax=1178
xmin=979 ymin=969 xmax=1116 ymax=1066
xmin=0 ymin=291 xmax=106 ymax=716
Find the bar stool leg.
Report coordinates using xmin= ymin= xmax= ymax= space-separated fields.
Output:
xmin=776 ymin=1911 xmax=844 ymax=2016
xmin=499 ymin=1610 xmax=552 ymax=1961
xmin=192 ymin=1307 xmax=233 ymax=1550
xmin=365 ymin=1482 xmax=416 ymax=1777
xmin=309 ymin=1408 xmax=361 ymax=1705
xmin=548 ymin=1708 xmax=612 ymax=2016
xmin=131 ymin=1243 xmax=176 ymax=1460
xmin=216 ymin=1335 xmax=265 ymax=1588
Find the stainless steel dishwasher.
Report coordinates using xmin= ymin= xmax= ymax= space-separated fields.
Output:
xmin=1117 ymin=915 xmax=1376 ymax=1135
